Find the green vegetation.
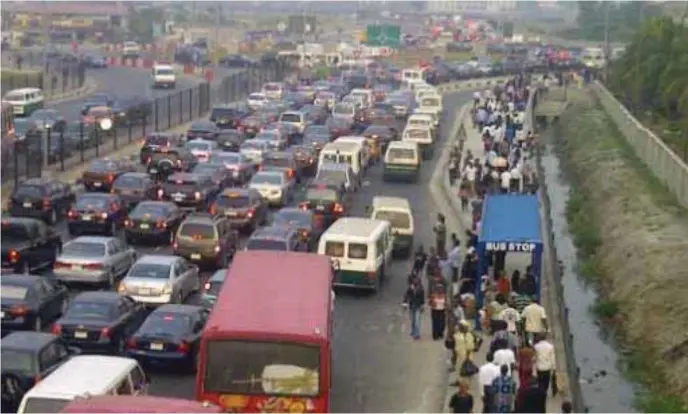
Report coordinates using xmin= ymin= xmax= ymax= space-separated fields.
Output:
xmin=127 ymin=6 xmax=165 ymax=42
xmin=1 ymin=69 xmax=43 ymax=92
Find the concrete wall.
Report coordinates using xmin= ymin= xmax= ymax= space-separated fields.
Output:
xmin=591 ymin=81 xmax=688 ymax=209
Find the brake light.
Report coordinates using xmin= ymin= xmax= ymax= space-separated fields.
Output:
xmin=42 ymin=198 xmax=52 ymax=210
xmin=54 ymin=261 xmax=71 ymax=269
xmin=301 ymin=230 xmax=310 ymax=238
xmin=209 ymin=202 xmax=217 ymax=215
xmin=107 ymin=174 xmax=115 ymax=183
xmin=100 ymin=327 xmax=111 ymax=339
xmin=308 ymin=157 xmax=314 ymax=164
xmin=11 ymin=304 xmax=29 ymax=316
xmin=8 ymin=249 xmax=20 ymax=264
xmin=52 ymin=324 xmax=62 ymax=335
xmin=145 ymin=157 xmax=151 ymax=165
xmin=157 ymin=189 xmax=164 ymax=199
xmin=287 ymin=168 xmax=295 ymax=178
xmin=156 ymin=220 xmax=167 ymax=229
xmin=299 ymin=201 xmax=310 ymax=211
xmin=246 ymin=208 xmax=255 ymax=218
xmin=178 ymin=341 xmax=191 ymax=353
xmin=204 ymin=282 xmax=211 ymax=291
xmin=127 ymin=338 xmax=138 ymax=349
xmin=194 ymin=191 xmax=202 ymax=200
xmin=334 ymin=203 xmax=344 ymax=214
xmin=84 ymin=263 xmax=104 ymax=270
xmin=124 ymin=219 xmax=133 ymax=228
xmin=100 ymin=212 xmax=108 ymax=220
xmin=68 ymin=210 xmax=77 ymax=219
xmin=366 ymin=271 xmax=377 ymax=278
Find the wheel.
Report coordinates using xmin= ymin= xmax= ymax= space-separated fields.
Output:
xmin=48 ymin=209 xmax=57 ymax=225
xmin=33 ymin=316 xmax=42 ymax=332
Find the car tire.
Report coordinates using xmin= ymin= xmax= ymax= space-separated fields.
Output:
xmin=33 ymin=316 xmax=42 ymax=332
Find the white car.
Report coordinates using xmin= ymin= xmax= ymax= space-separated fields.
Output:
xmin=239 ymin=139 xmax=269 ymax=166
xmin=118 ymin=255 xmax=200 ymax=305
xmin=53 ymin=236 xmax=137 ymax=287
xmin=247 ymin=92 xmax=269 ymax=109
xmin=122 ymin=41 xmax=141 ymax=57
xmin=184 ymin=138 xmax=218 ymax=163
xmin=249 ymin=170 xmax=292 ymax=206
xmin=152 ymin=64 xmax=176 ymax=89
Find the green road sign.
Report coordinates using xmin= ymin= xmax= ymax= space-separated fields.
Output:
xmin=366 ymin=24 xmax=401 ymax=47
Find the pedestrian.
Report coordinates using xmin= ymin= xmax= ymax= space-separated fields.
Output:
xmin=514 ymin=377 xmax=547 ymax=413
xmin=449 ymin=156 xmax=459 ymax=186
xmin=444 ymin=236 xmax=461 ymax=283
xmin=428 ymin=275 xmax=448 ymax=340
xmin=496 ymin=270 xmax=511 ymax=297
xmin=402 ymin=277 xmax=425 ymax=340
xmin=491 ymin=320 xmax=519 ymax=354
xmin=412 ymin=245 xmax=428 ymax=276
xmin=517 ymin=344 xmax=536 ymax=390
xmin=522 ymin=298 xmax=548 ymax=345
xmin=491 ymin=365 xmax=517 ymax=413
xmin=448 ymin=379 xmax=474 ymax=413
xmin=533 ymin=333 xmax=556 ymax=393
xmin=497 ymin=300 xmax=521 ymax=335
xmin=463 ymin=161 xmax=477 ymax=196
xmin=488 ymin=294 xmax=508 ymax=333
xmin=478 ymin=353 xmax=500 ymax=413
xmin=426 ymin=247 xmax=440 ymax=279
xmin=453 ymin=321 xmax=476 ymax=373
xmin=459 ymin=182 xmax=470 ymax=212
xmin=493 ymin=340 xmax=517 ymax=377
xmin=433 ymin=213 xmax=447 ymax=258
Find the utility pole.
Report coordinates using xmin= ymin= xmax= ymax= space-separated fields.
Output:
xmin=603 ymin=2 xmax=610 ymax=82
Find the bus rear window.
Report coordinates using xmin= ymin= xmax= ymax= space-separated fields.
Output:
xmin=204 ymin=340 xmax=321 ymax=396
xmin=348 ymin=243 xmax=368 ymax=259
xmin=374 ymin=211 xmax=411 ymax=229
xmin=324 ymin=241 xmax=344 ymax=257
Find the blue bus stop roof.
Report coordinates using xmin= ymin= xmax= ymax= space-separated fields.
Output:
xmin=479 ymin=194 xmax=542 ymax=244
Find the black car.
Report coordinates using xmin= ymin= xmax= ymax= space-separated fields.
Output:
xmin=186 ymin=120 xmax=219 ymax=141
xmin=28 ymin=109 xmax=67 ymax=133
xmin=300 ymin=179 xmax=348 ymax=228
xmin=112 ymin=96 xmax=152 ymax=126
xmin=245 ymin=226 xmax=308 ymax=252
xmin=111 ymin=172 xmax=159 ymax=208
xmin=288 ymin=145 xmax=318 ymax=176
xmin=160 ymin=173 xmax=219 ymax=211
xmin=6 ymin=178 xmax=75 ymax=224
xmin=209 ymin=105 xmax=250 ymax=130
xmin=81 ymin=92 xmax=117 ymax=115
xmin=67 ymin=193 xmax=129 ymax=237
xmin=125 ymin=304 xmax=209 ymax=371
xmin=210 ymin=188 xmax=268 ymax=232
xmin=146 ymin=147 xmax=197 ymax=178
xmin=1 ymin=275 xmax=69 ymax=332
xmin=303 ymin=125 xmax=333 ymax=152
xmin=53 ymin=292 xmax=146 ymax=354
xmin=192 ymin=163 xmax=233 ymax=189
xmin=140 ymin=132 xmax=186 ymax=164
xmin=0 ymin=218 xmax=62 ymax=275
xmin=272 ymin=208 xmax=320 ymax=251
xmin=124 ymin=201 xmax=184 ymax=245
xmin=215 ymin=129 xmax=246 ymax=152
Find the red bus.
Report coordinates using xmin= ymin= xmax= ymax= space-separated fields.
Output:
xmin=196 ymin=251 xmax=334 ymax=413
xmin=62 ymin=396 xmax=222 ymax=413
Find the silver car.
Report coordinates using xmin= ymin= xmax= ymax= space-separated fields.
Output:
xmin=249 ymin=170 xmax=292 ymax=206
xmin=240 ymin=139 xmax=269 ymax=167
xmin=53 ymin=236 xmax=137 ymax=287
xmin=118 ymin=255 xmax=200 ymax=305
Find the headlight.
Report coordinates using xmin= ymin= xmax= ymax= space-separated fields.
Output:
xmin=162 ymin=284 xmax=173 ymax=294
xmin=117 ymin=283 xmax=127 ymax=293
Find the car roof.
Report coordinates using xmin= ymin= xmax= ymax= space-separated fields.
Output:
xmin=168 ymin=172 xmax=202 ymax=180
xmin=319 ymin=162 xmax=349 ymax=171
xmin=152 ymin=304 xmax=202 ymax=315
xmin=67 ymin=236 xmax=114 ymax=245
xmin=19 ymin=177 xmax=51 ymax=185
xmin=182 ymin=212 xmax=221 ymax=223
xmin=2 ymin=331 xmax=56 ymax=351
xmin=134 ymin=255 xmax=178 ymax=265
xmin=250 ymin=225 xmax=295 ymax=239
xmin=73 ymin=291 xmax=121 ymax=303
xmin=265 ymin=151 xmax=291 ymax=159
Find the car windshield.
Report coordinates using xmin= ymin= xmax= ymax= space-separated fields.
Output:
xmin=22 ymin=398 xmax=70 ymax=414
xmin=13 ymin=184 xmax=45 ymax=198
xmin=280 ymin=113 xmax=301 ymax=123
xmin=65 ymin=301 xmax=114 ymax=320
xmin=114 ymin=175 xmax=143 ymax=188
xmin=1 ymin=285 xmax=29 ymax=300
xmin=263 ymin=157 xmax=290 ymax=168
xmin=88 ymin=160 xmax=118 ymax=172
xmin=373 ymin=210 xmax=411 ymax=229
xmin=0 ymin=349 xmax=36 ymax=375
xmin=63 ymin=241 xmax=106 ymax=257
xmin=388 ymin=148 xmax=416 ymax=161
xmin=128 ymin=263 xmax=171 ymax=279
xmin=4 ymin=92 xmax=26 ymax=101
xmin=275 ymin=211 xmax=311 ymax=227
xmin=76 ymin=195 xmax=109 ymax=210
xmin=252 ymin=174 xmax=282 ymax=185
xmin=178 ymin=223 xmax=216 ymax=239
xmin=156 ymin=67 xmax=174 ymax=75
xmin=333 ymin=104 xmax=354 ymax=115
xmin=306 ymin=188 xmax=337 ymax=201
xmin=317 ymin=169 xmax=345 ymax=181
xmin=139 ymin=312 xmax=192 ymax=336
xmin=245 ymin=238 xmax=288 ymax=251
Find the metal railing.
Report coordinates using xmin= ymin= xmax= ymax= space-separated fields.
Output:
xmin=2 ymin=60 xmax=291 ymax=189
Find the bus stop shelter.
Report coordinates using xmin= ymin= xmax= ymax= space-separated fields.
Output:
xmin=475 ymin=195 xmax=543 ymax=326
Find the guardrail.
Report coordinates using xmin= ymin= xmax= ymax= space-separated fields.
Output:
xmin=2 ymin=60 xmax=291 ymax=190
xmin=1 ymin=58 xmax=85 ymax=99
xmin=590 ymin=81 xmax=688 ymax=209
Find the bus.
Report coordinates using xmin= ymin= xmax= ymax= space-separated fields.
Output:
xmin=196 ymin=251 xmax=335 ymax=413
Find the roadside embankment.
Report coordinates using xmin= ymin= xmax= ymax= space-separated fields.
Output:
xmin=547 ymin=87 xmax=688 ymax=412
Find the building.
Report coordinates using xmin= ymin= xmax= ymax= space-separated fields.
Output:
xmin=426 ymin=1 xmax=517 ymax=14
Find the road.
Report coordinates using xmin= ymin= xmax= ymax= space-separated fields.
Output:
xmin=32 ymin=90 xmax=472 ymax=412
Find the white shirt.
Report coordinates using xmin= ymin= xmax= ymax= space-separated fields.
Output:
xmin=473 ymin=91 xmax=481 ymax=100
xmin=534 ymin=340 xmax=556 ymax=371
xmin=464 ymin=164 xmax=477 ymax=181
xmin=522 ymin=303 xmax=547 ymax=333
xmin=500 ymin=171 xmax=511 ymax=188
xmin=493 ymin=348 xmax=516 ymax=376
xmin=498 ymin=307 xmax=521 ymax=332
xmin=510 ymin=168 xmax=522 ymax=180
xmin=478 ymin=362 xmax=501 ymax=395
xmin=447 ymin=245 xmax=461 ymax=268
xmin=515 ymin=129 xmax=526 ymax=142
xmin=493 ymin=127 xmax=504 ymax=143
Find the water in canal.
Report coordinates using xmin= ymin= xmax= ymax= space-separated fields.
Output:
xmin=539 ymin=141 xmax=639 ymax=413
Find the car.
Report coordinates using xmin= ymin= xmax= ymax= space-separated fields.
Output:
xmin=192 ymin=163 xmax=233 ymax=189
xmin=287 ymin=145 xmax=318 ymax=176
xmin=209 ymin=188 xmax=268 ymax=232
xmin=208 ymin=151 xmax=255 ymax=185
xmin=209 ymin=105 xmax=250 ymax=130
xmin=327 ymin=116 xmax=354 ymax=139
xmin=240 ymin=113 xmax=270 ymax=138
xmin=0 ymin=332 xmax=78 ymax=401
xmin=1 ymin=275 xmax=69 ymax=332
xmin=81 ymin=159 xmax=136 ymax=192
xmin=239 ymin=139 xmax=269 ymax=167
xmin=248 ymin=170 xmax=293 ymax=207
xmin=146 ymin=147 xmax=197 ymax=178
xmin=314 ymin=91 xmax=336 ymax=109
xmin=215 ymin=129 xmax=246 ymax=152
xmin=300 ymin=104 xmax=328 ymax=125
xmin=245 ymin=225 xmax=307 ymax=252
xmin=81 ymin=93 xmax=117 ymax=115
xmin=53 ymin=236 xmax=137 ymax=287
xmin=185 ymin=138 xmax=218 ymax=163
xmin=0 ymin=218 xmax=62 ymax=275
xmin=29 ymin=108 xmax=66 ymax=133
xmin=52 ymin=292 xmax=146 ymax=354
xmin=111 ymin=96 xmax=152 ymax=127
xmin=139 ymin=132 xmax=186 ymax=164
xmin=365 ymin=103 xmax=398 ymax=126
xmin=186 ymin=120 xmax=219 ymax=141
xmin=316 ymin=162 xmax=357 ymax=192
xmin=118 ymin=255 xmax=200 ymax=306
xmin=12 ymin=118 xmax=43 ymax=144
xmin=246 ymin=92 xmax=269 ymax=110
xmin=260 ymin=151 xmax=302 ymax=183
xmin=172 ymin=212 xmax=240 ymax=268
xmin=159 ymin=173 xmax=218 ymax=211
xmin=124 ymin=201 xmax=184 ymax=245
xmin=253 ymin=131 xmax=288 ymax=151
xmin=83 ymin=54 xmax=108 ymax=68
xmin=202 ymin=269 xmax=227 ymax=305
xmin=63 ymin=120 xmax=99 ymax=150
xmin=218 ymin=54 xmax=258 ymax=68
xmin=122 ymin=41 xmax=141 ymax=58
xmin=125 ymin=304 xmax=209 ymax=370
xmin=273 ymin=207 xmax=320 ymax=251
xmin=67 ymin=193 xmax=129 ymax=237
xmin=6 ymin=178 xmax=75 ymax=224
xmin=300 ymin=179 xmax=349 ymax=228
xmin=111 ymin=173 xmax=159 ymax=209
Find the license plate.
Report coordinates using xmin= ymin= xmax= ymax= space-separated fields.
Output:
xmin=82 ymin=214 xmax=92 ymax=221
xmin=191 ymin=253 xmax=201 ymax=260
xmin=22 ymin=202 xmax=32 ymax=208
xmin=173 ymin=196 xmax=184 ymax=202
xmin=74 ymin=331 xmax=87 ymax=339
xmin=94 ymin=182 xmax=102 ymax=187
xmin=226 ymin=211 xmax=238 ymax=217
xmin=140 ymin=223 xmax=150 ymax=229
xmin=150 ymin=343 xmax=164 ymax=351
xmin=138 ymin=288 xmax=151 ymax=295
xmin=149 ymin=168 xmax=158 ymax=173
xmin=316 ymin=205 xmax=325 ymax=211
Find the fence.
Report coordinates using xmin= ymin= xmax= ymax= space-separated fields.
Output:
xmin=0 ymin=58 xmax=85 ymax=100
xmin=2 ymin=60 xmax=291 ymax=189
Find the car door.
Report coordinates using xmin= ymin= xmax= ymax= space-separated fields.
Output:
xmin=170 ymin=259 xmax=187 ymax=297
xmin=38 ymin=278 xmax=64 ymax=320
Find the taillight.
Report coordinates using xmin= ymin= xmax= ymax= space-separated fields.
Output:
xmin=172 ymin=241 xmax=179 ymax=250
xmin=156 ymin=220 xmax=167 ymax=229
xmin=177 ymin=341 xmax=191 ymax=354
xmin=246 ymin=208 xmax=255 ymax=218
xmin=54 ymin=261 xmax=71 ymax=269
xmin=308 ymin=157 xmax=314 ymax=164
xmin=34 ymin=374 xmax=42 ymax=384
xmin=301 ymin=230 xmax=310 ymax=238
xmin=334 ymin=203 xmax=344 ymax=214
xmin=124 ymin=219 xmax=133 ymax=228
xmin=145 ymin=157 xmax=151 ymax=165
xmin=288 ymin=168 xmax=295 ymax=178
xmin=204 ymin=282 xmax=211 ymax=291
xmin=52 ymin=324 xmax=62 ymax=335
xmin=11 ymin=304 xmax=29 ymax=316
xmin=127 ymin=338 xmax=138 ymax=349
xmin=84 ymin=263 xmax=104 ymax=270
xmin=213 ymin=244 xmax=221 ymax=253
xmin=8 ymin=249 xmax=20 ymax=264
xmin=209 ymin=202 xmax=217 ymax=215
xmin=100 ymin=212 xmax=108 ymax=220
xmin=157 ymin=189 xmax=164 ymax=199
xmin=100 ymin=327 xmax=111 ymax=339
xmin=299 ymin=202 xmax=310 ymax=211
xmin=68 ymin=210 xmax=77 ymax=219
xmin=258 ymin=165 xmax=263 ymax=171
xmin=42 ymin=198 xmax=52 ymax=210
xmin=107 ymin=174 xmax=115 ymax=183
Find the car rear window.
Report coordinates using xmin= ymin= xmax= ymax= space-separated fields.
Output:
xmin=13 ymin=185 xmax=45 ymax=198
xmin=263 ymin=83 xmax=280 ymax=91
xmin=1 ymin=285 xmax=29 ymax=300
xmin=139 ymin=312 xmax=192 ymax=334
xmin=63 ymin=241 xmax=106 ymax=257
xmin=348 ymin=243 xmax=368 ymax=259
xmin=422 ymin=97 xmax=440 ymax=106
xmin=374 ymin=210 xmax=411 ymax=229
xmin=178 ymin=223 xmax=216 ymax=239
xmin=280 ymin=113 xmax=301 ymax=123
xmin=245 ymin=238 xmax=288 ymax=251
xmin=76 ymin=195 xmax=109 ymax=210
xmin=145 ymin=135 xmax=172 ymax=146
xmin=388 ymin=148 xmax=416 ymax=161
xmin=324 ymin=241 xmax=345 ymax=257
xmin=0 ymin=349 xmax=36 ymax=375
xmin=65 ymin=301 xmax=114 ymax=321
xmin=114 ymin=175 xmax=143 ymax=188
xmin=0 ymin=223 xmax=30 ymax=241
xmin=211 ymin=108 xmax=239 ymax=118
xmin=306 ymin=188 xmax=337 ymax=201
xmin=166 ymin=177 xmax=197 ymax=186
xmin=128 ymin=263 xmax=170 ymax=279
xmin=217 ymin=193 xmax=250 ymax=208
xmin=263 ymin=157 xmax=291 ymax=168
xmin=88 ymin=160 xmax=118 ymax=172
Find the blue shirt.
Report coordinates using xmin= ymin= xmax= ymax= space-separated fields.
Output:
xmin=492 ymin=374 xmax=516 ymax=413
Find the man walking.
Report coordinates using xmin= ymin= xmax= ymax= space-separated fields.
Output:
xmin=533 ymin=333 xmax=556 ymax=394
xmin=402 ymin=277 xmax=425 ymax=340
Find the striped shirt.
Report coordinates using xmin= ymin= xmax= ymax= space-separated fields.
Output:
xmin=513 ymin=294 xmax=531 ymax=313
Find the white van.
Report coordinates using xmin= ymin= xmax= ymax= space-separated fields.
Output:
xmin=349 ymin=88 xmax=374 ymax=109
xmin=318 ymin=217 xmax=393 ymax=292
xmin=3 ymin=87 xmax=44 ymax=117
xmin=413 ymin=107 xmax=439 ymax=127
xmin=319 ymin=141 xmax=364 ymax=181
xmin=151 ymin=64 xmax=176 ymax=89
xmin=370 ymin=196 xmax=415 ymax=257
xmin=332 ymin=102 xmax=357 ymax=121
xmin=419 ymin=94 xmax=443 ymax=116
xmin=278 ymin=111 xmax=308 ymax=133
xmin=17 ymin=355 xmax=149 ymax=413
xmin=402 ymin=126 xmax=434 ymax=160
xmin=261 ymin=82 xmax=284 ymax=100
xmin=402 ymin=68 xmax=427 ymax=82
xmin=383 ymin=140 xmax=421 ymax=182
xmin=335 ymin=136 xmax=371 ymax=167
xmin=407 ymin=113 xmax=435 ymax=130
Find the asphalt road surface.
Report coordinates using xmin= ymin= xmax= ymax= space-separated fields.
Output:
xmin=32 ymin=90 xmax=473 ymax=412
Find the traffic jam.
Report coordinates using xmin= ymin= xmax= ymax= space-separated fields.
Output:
xmin=1 ymin=58 xmax=446 ymax=413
